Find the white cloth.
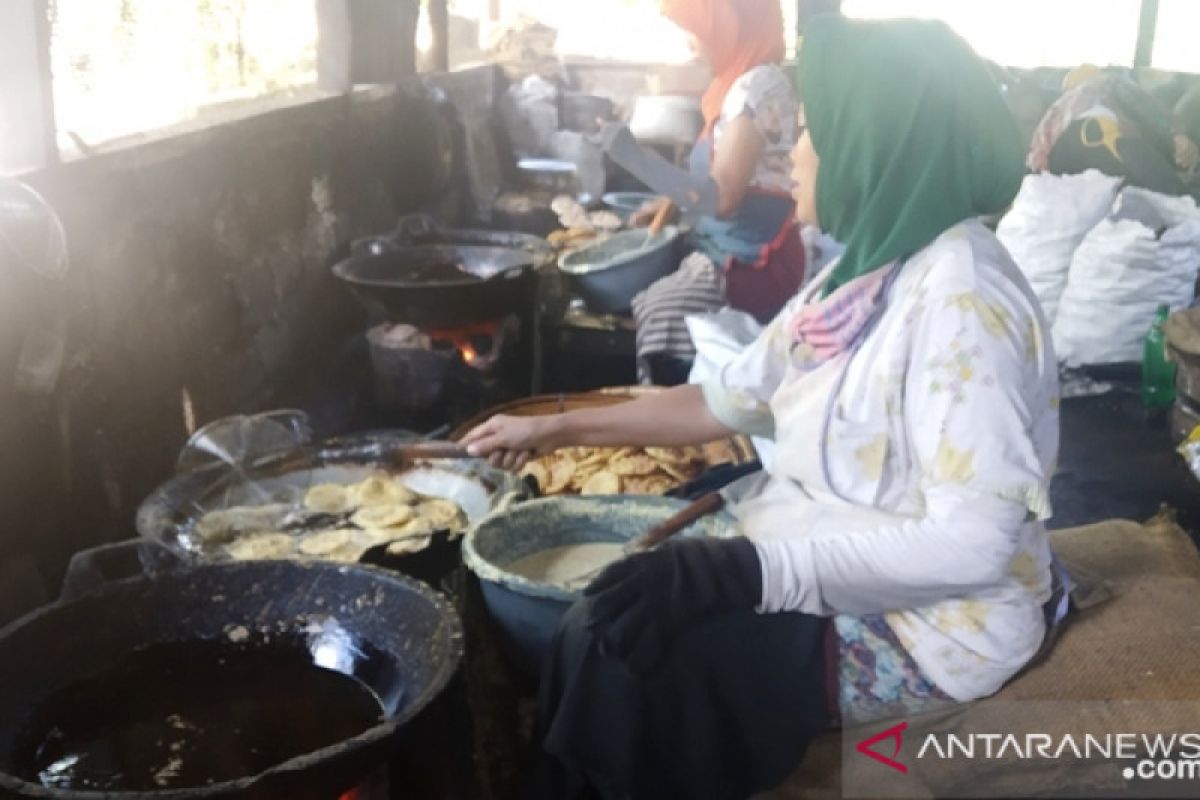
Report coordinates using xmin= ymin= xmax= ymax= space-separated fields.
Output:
xmin=713 ymin=65 xmax=797 ymax=193
xmin=684 ymin=309 xmax=777 ymax=470
xmin=702 ymin=221 xmax=1061 ymax=702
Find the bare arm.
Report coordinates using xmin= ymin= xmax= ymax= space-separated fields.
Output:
xmin=710 ymin=114 xmax=765 ymax=218
xmin=461 ymin=385 xmax=733 ymax=470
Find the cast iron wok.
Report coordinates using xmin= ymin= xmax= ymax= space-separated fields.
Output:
xmin=0 ymin=541 xmax=462 ymax=800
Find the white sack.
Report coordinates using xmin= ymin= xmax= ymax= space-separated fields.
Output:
xmin=1054 ymin=187 xmax=1200 ymax=366
xmin=997 ymin=170 xmax=1122 ymax=325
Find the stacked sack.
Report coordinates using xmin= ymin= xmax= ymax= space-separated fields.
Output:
xmin=999 ymin=171 xmax=1200 ymax=366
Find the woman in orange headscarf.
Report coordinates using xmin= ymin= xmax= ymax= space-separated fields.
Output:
xmin=630 ymin=0 xmax=805 ymax=384
xmin=663 ymin=0 xmax=787 ymax=139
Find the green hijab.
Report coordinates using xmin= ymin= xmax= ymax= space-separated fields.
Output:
xmin=799 ymin=16 xmax=1025 ymax=295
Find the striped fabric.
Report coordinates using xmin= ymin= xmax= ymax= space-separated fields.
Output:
xmin=631 ymin=253 xmax=726 ymax=383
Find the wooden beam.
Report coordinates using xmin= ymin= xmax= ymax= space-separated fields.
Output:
xmin=1134 ymin=0 xmax=1159 ymax=68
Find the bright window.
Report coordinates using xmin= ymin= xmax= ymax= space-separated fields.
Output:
xmin=842 ymin=0 xmax=1143 ymax=69
xmin=1150 ymin=0 xmax=1200 ymax=74
xmin=49 ymin=0 xmax=318 ymax=151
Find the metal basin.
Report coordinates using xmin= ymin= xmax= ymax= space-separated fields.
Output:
xmin=602 ymin=192 xmax=657 ymax=221
xmin=463 ymin=495 xmax=737 ymax=673
xmin=558 ymin=226 xmax=681 ymax=314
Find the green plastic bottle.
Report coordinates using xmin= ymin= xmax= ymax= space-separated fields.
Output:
xmin=1142 ymin=304 xmax=1177 ymax=409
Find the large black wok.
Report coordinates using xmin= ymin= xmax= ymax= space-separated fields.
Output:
xmin=0 ymin=542 xmax=463 ymax=799
xmin=332 ymin=244 xmax=539 ymax=328
xmin=354 ymin=214 xmax=555 ymax=264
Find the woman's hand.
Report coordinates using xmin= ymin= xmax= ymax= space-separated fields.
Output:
xmin=629 ymin=197 xmax=676 ymax=228
xmin=461 ymin=414 xmax=562 ymax=471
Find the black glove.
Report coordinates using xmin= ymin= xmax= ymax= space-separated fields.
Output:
xmin=582 ymin=537 xmax=762 ymax=675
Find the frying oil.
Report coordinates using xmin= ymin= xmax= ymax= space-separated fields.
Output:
xmin=17 ymin=640 xmax=384 ymax=791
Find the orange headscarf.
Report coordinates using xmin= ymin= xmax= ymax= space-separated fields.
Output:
xmin=661 ymin=0 xmax=787 ymax=137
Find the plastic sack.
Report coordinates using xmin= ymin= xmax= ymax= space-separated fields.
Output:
xmin=685 ymin=309 xmax=776 ymax=469
xmin=996 ymin=170 xmax=1122 ymax=325
xmin=1054 ymin=187 xmax=1200 ymax=366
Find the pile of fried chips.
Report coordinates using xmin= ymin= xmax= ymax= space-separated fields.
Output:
xmin=520 ymin=445 xmax=714 ymax=496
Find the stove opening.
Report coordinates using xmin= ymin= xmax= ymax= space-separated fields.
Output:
xmin=424 ymin=317 xmax=515 ymax=373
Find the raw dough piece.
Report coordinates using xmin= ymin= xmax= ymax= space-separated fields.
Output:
xmin=303 ymin=484 xmax=354 ymax=514
xmin=352 ymin=504 xmax=416 ymax=530
xmin=225 ymin=533 xmax=294 ymax=561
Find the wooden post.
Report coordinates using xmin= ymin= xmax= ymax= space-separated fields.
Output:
xmin=1134 ymin=0 xmax=1159 ymax=68
xmin=429 ymin=0 xmax=450 ymax=74
xmin=316 ymin=0 xmax=352 ymax=91
xmin=319 ymin=0 xmax=421 ymax=87
xmin=0 ymin=0 xmax=56 ymax=172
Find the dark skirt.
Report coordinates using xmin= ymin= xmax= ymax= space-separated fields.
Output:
xmin=529 ymin=598 xmax=831 ymax=800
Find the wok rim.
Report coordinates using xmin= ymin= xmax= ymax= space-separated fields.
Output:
xmin=463 ymin=495 xmax=738 ymax=603
xmin=331 ymin=244 xmax=537 ymax=290
xmin=0 ymin=560 xmax=464 ymax=800
xmin=133 ymin=430 xmax=525 ymax=563
xmin=557 ymin=226 xmax=680 ymax=276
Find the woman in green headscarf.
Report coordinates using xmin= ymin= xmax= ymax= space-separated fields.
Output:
xmin=466 ymin=17 xmax=1060 ymax=800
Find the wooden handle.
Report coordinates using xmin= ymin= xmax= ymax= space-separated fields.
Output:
xmin=647 ymin=200 xmax=674 ymax=236
xmin=629 ymin=491 xmax=725 ymax=552
xmin=396 ymin=442 xmax=471 ymax=461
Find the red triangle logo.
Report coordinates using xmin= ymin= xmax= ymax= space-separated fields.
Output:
xmin=856 ymin=721 xmax=909 ymax=774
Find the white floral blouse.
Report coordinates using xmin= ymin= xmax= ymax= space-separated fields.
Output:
xmin=703 ymin=220 xmax=1061 ymax=707
xmin=713 ymin=65 xmax=797 ymax=194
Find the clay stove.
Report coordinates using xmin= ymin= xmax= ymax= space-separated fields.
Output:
xmin=367 ymin=314 xmax=530 ymax=427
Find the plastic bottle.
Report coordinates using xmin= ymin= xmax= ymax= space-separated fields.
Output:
xmin=1142 ymin=304 xmax=1177 ymax=409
